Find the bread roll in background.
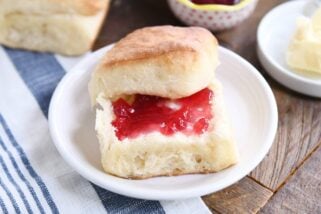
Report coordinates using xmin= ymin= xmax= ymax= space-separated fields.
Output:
xmin=0 ymin=0 xmax=110 ymax=55
xmin=89 ymin=26 xmax=238 ymax=179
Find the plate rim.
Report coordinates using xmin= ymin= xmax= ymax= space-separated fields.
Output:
xmin=49 ymin=45 xmax=278 ymax=200
xmin=257 ymin=0 xmax=321 ymax=97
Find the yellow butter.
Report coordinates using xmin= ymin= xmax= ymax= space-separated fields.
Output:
xmin=287 ymin=8 xmax=321 ymax=74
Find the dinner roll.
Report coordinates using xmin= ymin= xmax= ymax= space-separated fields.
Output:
xmin=0 ymin=0 xmax=110 ymax=55
xmin=89 ymin=26 xmax=238 ymax=179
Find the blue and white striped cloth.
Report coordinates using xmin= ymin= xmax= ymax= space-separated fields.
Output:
xmin=0 ymin=46 xmax=211 ymax=214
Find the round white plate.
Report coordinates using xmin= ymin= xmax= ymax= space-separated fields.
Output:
xmin=49 ymin=45 xmax=278 ymax=200
xmin=257 ymin=0 xmax=321 ymax=97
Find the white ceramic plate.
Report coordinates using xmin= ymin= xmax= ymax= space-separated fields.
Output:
xmin=49 ymin=45 xmax=278 ymax=200
xmin=257 ymin=0 xmax=321 ymax=97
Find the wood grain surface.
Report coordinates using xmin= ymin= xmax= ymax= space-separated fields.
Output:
xmin=93 ymin=0 xmax=321 ymax=212
xmin=260 ymin=146 xmax=321 ymax=213
xmin=250 ymin=85 xmax=321 ymax=190
xmin=203 ymin=177 xmax=273 ymax=214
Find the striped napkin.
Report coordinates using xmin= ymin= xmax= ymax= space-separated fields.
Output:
xmin=0 ymin=46 xmax=211 ymax=214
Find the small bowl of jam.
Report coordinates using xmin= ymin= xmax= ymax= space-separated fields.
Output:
xmin=167 ymin=0 xmax=259 ymax=31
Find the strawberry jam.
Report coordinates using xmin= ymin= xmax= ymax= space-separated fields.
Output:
xmin=112 ymin=88 xmax=214 ymax=140
xmin=191 ymin=0 xmax=240 ymax=5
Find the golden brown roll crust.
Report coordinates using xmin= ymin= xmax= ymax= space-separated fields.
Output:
xmin=103 ymin=25 xmax=218 ymax=66
xmin=89 ymin=26 xmax=219 ymax=104
xmin=51 ymin=0 xmax=105 ymax=15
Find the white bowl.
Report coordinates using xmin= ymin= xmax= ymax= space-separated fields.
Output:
xmin=49 ymin=45 xmax=278 ymax=200
xmin=257 ymin=0 xmax=321 ymax=97
xmin=167 ymin=0 xmax=258 ymax=31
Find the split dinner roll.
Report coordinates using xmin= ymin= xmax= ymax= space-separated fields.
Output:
xmin=89 ymin=26 xmax=238 ymax=179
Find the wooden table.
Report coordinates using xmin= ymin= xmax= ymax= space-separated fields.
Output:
xmin=94 ymin=0 xmax=321 ymax=213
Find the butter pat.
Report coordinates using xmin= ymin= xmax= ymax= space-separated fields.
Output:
xmin=287 ymin=8 xmax=321 ymax=74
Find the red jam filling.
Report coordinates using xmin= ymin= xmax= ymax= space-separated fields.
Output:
xmin=112 ymin=88 xmax=214 ymax=140
xmin=191 ymin=0 xmax=240 ymax=5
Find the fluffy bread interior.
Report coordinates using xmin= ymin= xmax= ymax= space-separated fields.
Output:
xmin=0 ymin=0 xmax=109 ymax=55
xmin=95 ymin=81 xmax=238 ymax=179
xmin=89 ymin=26 xmax=219 ymax=105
